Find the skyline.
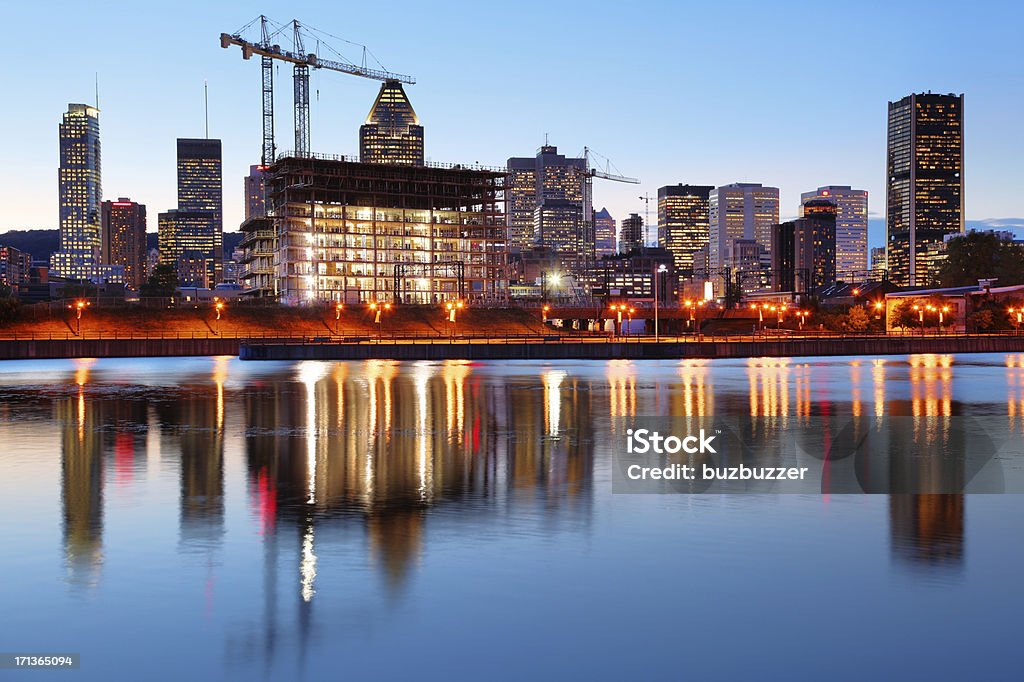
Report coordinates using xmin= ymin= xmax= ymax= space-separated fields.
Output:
xmin=3 ymin=1 xmax=1023 ymax=252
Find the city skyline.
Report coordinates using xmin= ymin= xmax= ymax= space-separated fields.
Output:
xmin=2 ymin=1 xmax=1022 ymax=251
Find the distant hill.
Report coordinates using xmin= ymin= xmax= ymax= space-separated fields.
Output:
xmin=0 ymin=229 xmax=244 ymax=262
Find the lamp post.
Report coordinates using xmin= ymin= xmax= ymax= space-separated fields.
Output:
xmin=627 ymin=307 xmax=635 ymax=338
xmin=335 ymin=302 xmax=344 ymax=334
xmin=446 ymin=299 xmax=465 ymax=338
xmin=796 ymin=309 xmax=808 ymax=331
xmin=654 ymin=263 xmax=667 ymax=342
xmin=938 ymin=305 xmax=949 ymax=332
xmin=776 ymin=304 xmax=786 ymax=330
xmin=370 ymin=301 xmax=392 ymax=342
xmin=1010 ymin=307 xmax=1023 ymax=335
xmin=610 ymin=304 xmax=624 ymax=338
xmin=70 ymin=299 xmax=89 ymax=336
xmin=542 ymin=304 xmax=550 ymax=325
xmin=913 ymin=305 xmax=924 ymax=334
xmin=751 ymin=303 xmax=765 ymax=331
xmin=213 ymin=298 xmax=225 ymax=335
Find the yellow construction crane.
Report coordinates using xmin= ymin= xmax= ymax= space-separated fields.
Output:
xmin=220 ymin=15 xmax=416 ymax=163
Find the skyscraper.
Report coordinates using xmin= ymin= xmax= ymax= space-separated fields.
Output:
xmin=886 ymin=92 xmax=964 ymax=287
xmin=708 ymin=183 xmax=779 ymax=272
xmin=771 ymin=199 xmax=837 ymax=292
xmin=594 ymin=208 xmax=616 ymax=258
xmin=169 ymin=138 xmax=223 ymax=286
xmin=658 ymin=184 xmax=713 ymax=278
xmin=505 ymin=146 xmax=589 ymax=272
xmin=800 ymin=186 xmax=868 ymax=281
xmin=101 ymin=199 xmax=147 ymax=291
xmin=51 ymin=104 xmax=118 ymax=283
xmin=359 ymin=80 xmax=424 ymax=166
xmin=620 ymin=214 xmax=644 ymax=254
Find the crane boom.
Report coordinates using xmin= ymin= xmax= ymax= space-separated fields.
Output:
xmin=590 ymin=168 xmax=639 ymax=184
xmin=219 ymin=33 xmax=416 ymax=84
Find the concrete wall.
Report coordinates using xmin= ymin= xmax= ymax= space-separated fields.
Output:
xmin=0 ymin=338 xmax=240 ymax=360
xmin=239 ymin=336 xmax=1024 ymax=362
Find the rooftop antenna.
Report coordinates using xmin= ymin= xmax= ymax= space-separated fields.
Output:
xmin=204 ymin=80 xmax=209 ymax=138
xmin=94 ymin=72 xmax=99 ymax=109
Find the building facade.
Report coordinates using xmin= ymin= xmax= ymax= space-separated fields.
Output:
xmin=166 ymin=139 xmax=224 ymax=286
xmin=244 ymin=165 xmax=269 ymax=221
xmin=253 ymin=154 xmax=506 ymax=305
xmin=658 ymin=184 xmax=712 ymax=278
xmin=886 ymin=92 xmax=964 ymax=287
xmin=870 ymin=246 xmax=887 ymax=279
xmin=505 ymin=146 xmax=589 ymax=271
xmin=708 ymin=183 xmax=779 ymax=270
xmin=800 ymin=185 xmax=867 ymax=281
xmin=771 ymin=199 xmax=837 ymax=293
xmin=359 ymin=80 xmax=424 ymax=166
xmin=101 ymin=198 xmax=147 ymax=291
xmin=594 ymin=207 xmax=616 ymax=258
xmin=620 ymin=213 xmax=644 ymax=254
xmin=158 ymin=210 xmax=222 ymax=288
xmin=0 ymin=245 xmax=32 ymax=289
xmin=51 ymin=104 xmax=122 ymax=284
xmin=592 ymin=247 xmax=675 ymax=304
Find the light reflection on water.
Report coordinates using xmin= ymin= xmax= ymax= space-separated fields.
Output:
xmin=0 ymin=354 xmax=1022 ymax=680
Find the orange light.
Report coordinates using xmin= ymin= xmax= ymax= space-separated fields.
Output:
xmin=384 ymin=303 xmax=392 ymax=311
xmin=457 ymin=301 xmax=465 ymax=309
xmin=852 ymin=288 xmax=860 ymax=296
xmin=369 ymin=302 xmax=378 ymax=310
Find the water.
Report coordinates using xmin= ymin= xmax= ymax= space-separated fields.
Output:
xmin=1 ymin=354 xmax=1022 ymax=680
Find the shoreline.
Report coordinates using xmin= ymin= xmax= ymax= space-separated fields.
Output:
xmin=3 ymin=334 xmax=1024 ymax=361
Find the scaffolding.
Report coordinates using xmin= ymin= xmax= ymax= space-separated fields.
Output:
xmin=265 ymin=153 xmax=507 ymax=305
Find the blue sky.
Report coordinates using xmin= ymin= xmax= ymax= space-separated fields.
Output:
xmin=4 ymin=0 xmax=1022 ymax=250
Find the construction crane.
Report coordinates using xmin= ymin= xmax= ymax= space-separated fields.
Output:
xmin=580 ymin=147 xmax=639 ymax=272
xmin=220 ymin=15 xmax=416 ymax=164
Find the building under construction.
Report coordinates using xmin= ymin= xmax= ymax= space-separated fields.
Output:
xmin=240 ymin=153 xmax=507 ymax=304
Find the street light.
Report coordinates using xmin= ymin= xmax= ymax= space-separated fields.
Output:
xmin=370 ymin=301 xmax=392 ymax=341
xmin=1009 ymin=307 xmax=1023 ymax=335
xmin=796 ymin=309 xmax=809 ymax=330
xmin=446 ymin=299 xmax=465 ymax=338
xmin=938 ymin=305 xmax=950 ymax=331
xmin=335 ymin=302 xmax=344 ymax=334
xmin=654 ymin=264 xmax=668 ymax=342
xmin=610 ymin=304 xmax=625 ymax=338
xmin=628 ymin=307 xmax=635 ymax=337
xmin=776 ymin=304 xmax=787 ymax=329
xmin=68 ymin=299 xmax=90 ymax=336
xmin=542 ymin=304 xmax=551 ymax=325
xmin=213 ymin=297 xmax=225 ymax=336
xmin=913 ymin=304 xmax=925 ymax=334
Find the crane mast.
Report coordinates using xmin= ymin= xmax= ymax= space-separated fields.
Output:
xmin=221 ymin=15 xmax=416 ymax=162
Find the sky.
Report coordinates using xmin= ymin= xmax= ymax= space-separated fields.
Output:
xmin=3 ymin=0 xmax=1023 ymax=251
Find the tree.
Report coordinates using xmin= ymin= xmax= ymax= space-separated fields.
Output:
xmin=938 ymin=232 xmax=1024 ymax=287
xmin=844 ymin=306 xmax=870 ymax=332
xmin=0 ymin=287 xmax=19 ymax=325
xmin=140 ymin=263 xmax=179 ymax=298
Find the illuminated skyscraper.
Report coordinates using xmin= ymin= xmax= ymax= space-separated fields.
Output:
xmin=165 ymin=139 xmax=223 ymax=286
xmin=620 ymin=213 xmax=644 ymax=253
xmin=658 ymin=184 xmax=713 ymax=277
xmin=708 ymin=183 xmax=779 ymax=269
xmin=594 ymin=207 xmax=616 ymax=258
xmin=800 ymin=186 xmax=867 ymax=281
xmin=886 ymin=92 xmax=964 ymax=287
xmin=359 ymin=80 xmax=424 ymax=166
xmin=101 ymin=198 xmax=147 ymax=291
xmin=505 ymin=145 xmax=589 ymax=272
xmin=51 ymin=104 xmax=122 ymax=283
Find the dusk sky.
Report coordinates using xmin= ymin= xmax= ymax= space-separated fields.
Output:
xmin=4 ymin=0 xmax=1023 ymax=249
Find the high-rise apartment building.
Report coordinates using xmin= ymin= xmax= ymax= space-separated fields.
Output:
xmin=51 ymin=104 xmax=122 ymax=284
xmin=165 ymin=138 xmax=223 ymax=286
xmin=0 ymin=245 xmax=32 ymax=288
xmin=594 ymin=208 xmax=616 ymax=258
xmin=771 ymin=199 xmax=837 ymax=292
xmin=359 ymin=80 xmax=424 ymax=166
xmin=620 ymin=213 xmax=644 ymax=253
xmin=708 ymin=183 xmax=779 ymax=272
xmin=800 ymin=185 xmax=867 ymax=281
xmin=886 ymin=92 xmax=964 ymax=287
xmin=101 ymin=198 xmax=147 ymax=291
xmin=658 ymin=184 xmax=713 ymax=278
xmin=505 ymin=146 xmax=589 ymax=271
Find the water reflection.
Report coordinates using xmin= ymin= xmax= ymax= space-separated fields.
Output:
xmin=8 ymin=353 xmax=1019 ymax=670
